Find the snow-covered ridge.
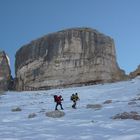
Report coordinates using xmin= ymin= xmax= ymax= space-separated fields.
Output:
xmin=0 ymin=77 xmax=140 ymax=140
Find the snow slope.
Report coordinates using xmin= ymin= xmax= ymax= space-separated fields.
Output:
xmin=0 ymin=77 xmax=140 ymax=140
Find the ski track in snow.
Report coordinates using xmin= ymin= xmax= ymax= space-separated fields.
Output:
xmin=0 ymin=77 xmax=140 ymax=140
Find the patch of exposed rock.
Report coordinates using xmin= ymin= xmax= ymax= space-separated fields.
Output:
xmin=15 ymin=27 xmax=126 ymax=91
xmin=130 ymin=96 xmax=140 ymax=101
xmin=130 ymin=65 xmax=140 ymax=78
xmin=128 ymin=101 xmax=137 ymax=105
xmin=103 ymin=100 xmax=112 ymax=104
xmin=112 ymin=111 xmax=140 ymax=120
xmin=0 ymin=51 xmax=12 ymax=91
xmin=28 ymin=113 xmax=37 ymax=118
xmin=46 ymin=110 xmax=65 ymax=118
xmin=86 ymin=104 xmax=102 ymax=110
xmin=11 ymin=107 xmax=22 ymax=112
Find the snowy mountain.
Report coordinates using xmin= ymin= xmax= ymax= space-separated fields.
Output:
xmin=0 ymin=77 xmax=140 ymax=140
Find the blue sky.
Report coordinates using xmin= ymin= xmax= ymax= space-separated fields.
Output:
xmin=0 ymin=0 xmax=140 ymax=76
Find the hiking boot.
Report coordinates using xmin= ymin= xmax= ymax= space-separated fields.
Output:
xmin=72 ymin=106 xmax=76 ymax=109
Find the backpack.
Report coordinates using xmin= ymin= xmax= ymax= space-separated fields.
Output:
xmin=54 ymin=95 xmax=58 ymax=102
xmin=71 ymin=94 xmax=75 ymax=101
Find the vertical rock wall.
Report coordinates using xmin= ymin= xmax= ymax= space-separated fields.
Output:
xmin=0 ymin=51 xmax=11 ymax=91
xmin=15 ymin=27 xmax=126 ymax=91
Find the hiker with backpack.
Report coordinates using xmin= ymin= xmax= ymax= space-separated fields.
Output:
xmin=54 ymin=95 xmax=64 ymax=110
xmin=70 ymin=93 xmax=80 ymax=109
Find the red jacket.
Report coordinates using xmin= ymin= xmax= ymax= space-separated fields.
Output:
xmin=55 ymin=96 xmax=63 ymax=103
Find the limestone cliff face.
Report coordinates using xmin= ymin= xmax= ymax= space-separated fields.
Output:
xmin=15 ymin=27 xmax=126 ymax=91
xmin=0 ymin=51 xmax=11 ymax=91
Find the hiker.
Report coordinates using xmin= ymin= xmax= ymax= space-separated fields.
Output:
xmin=54 ymin=95 xmax=64 ymax=110
xmin=70 ymin=93 xmax=80 ymax=109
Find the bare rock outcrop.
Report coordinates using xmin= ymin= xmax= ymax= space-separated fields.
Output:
xmin=130 ymin=65 xmax=140 ymax=78
xmin=46 ymin=110 xmax=65 ymax=118
xmin=28 ymin=113 xmax=37 ymax=118
xmin=103 ymin=100 xmax=112 ymax=104
xmin=15 ymin=27 xmax=126 ymax=91
xmin=11 ymin=107 xmax=22 ymax=112
xmin=112 ymin=111 xmax=140 ymax=120
xmin=86 ymin=104 xmax=102 ymax=110
xmin=0 ymin=51 xmax=11 ymax=91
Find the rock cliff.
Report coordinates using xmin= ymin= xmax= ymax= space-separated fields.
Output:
xmin=15 ymin=27 xmax=126 ymax=91
xmin=0 ymin=51 xmax=11 ymax=91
